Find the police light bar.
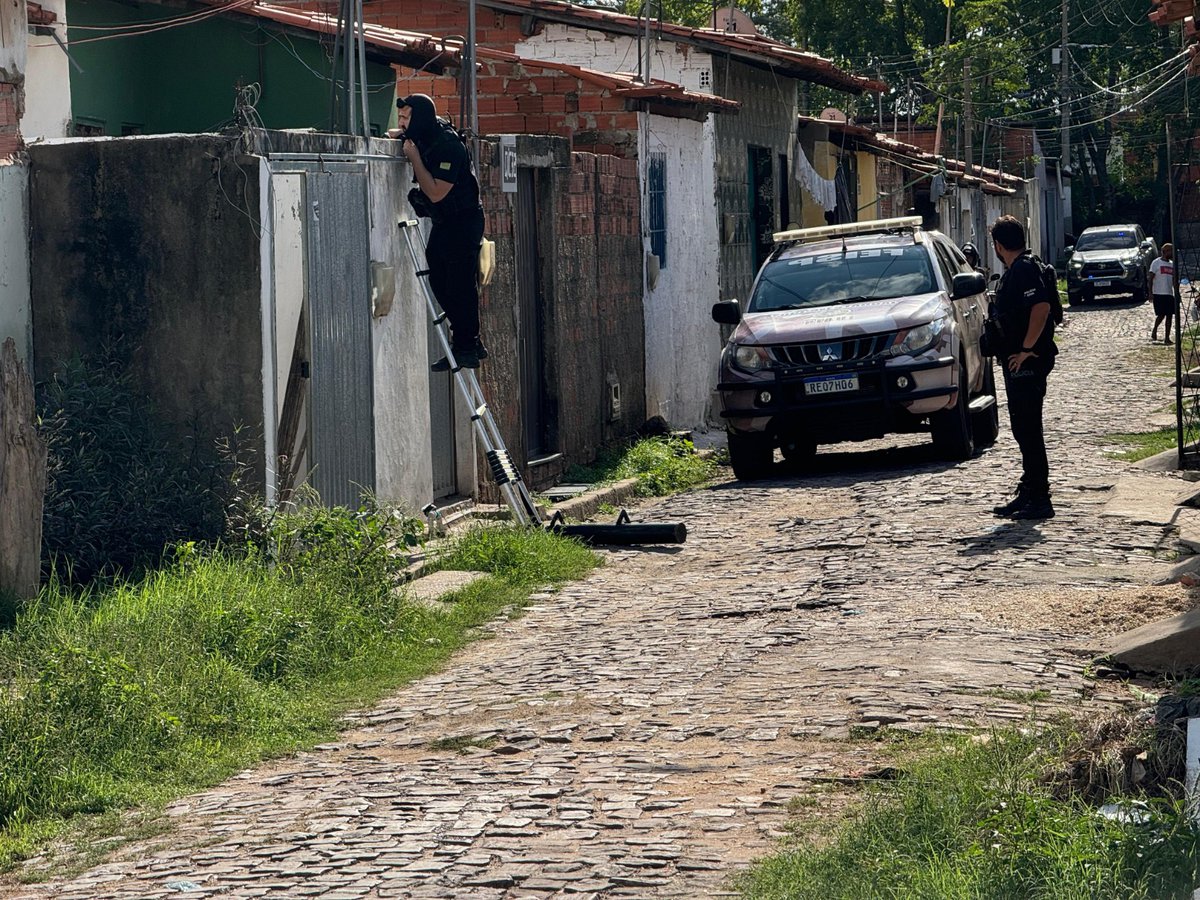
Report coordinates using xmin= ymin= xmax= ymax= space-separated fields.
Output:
xmin=772 ymin=215 xmax=924 ymax=245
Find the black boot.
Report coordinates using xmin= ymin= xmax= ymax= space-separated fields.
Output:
xmin=992 ymin=485 xmax=1029 ymax=517
xmin=431 ymin=341 xmax=487 ymax=372
xmin=1008 ymin=494 xmax=1055 ymax=520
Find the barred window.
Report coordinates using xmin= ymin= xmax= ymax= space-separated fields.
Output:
xmin=648 ymin=151 xmax=667 ymax=268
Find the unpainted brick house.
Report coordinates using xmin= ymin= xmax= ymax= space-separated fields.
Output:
xmin=1 ymin=0 xmax=667 ymax=518
xmin=368 ymin=0 xmax=882 ymax=428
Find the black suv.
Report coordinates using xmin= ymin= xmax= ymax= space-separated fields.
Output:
xmin=1066 ymin=224 xmax=1156 ymax=305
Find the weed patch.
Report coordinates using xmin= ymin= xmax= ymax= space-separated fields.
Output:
xmin=0 ymin=521 xmax=596 ymax=871
xmin=1103 ymin=426 xmax=1180 ymax=462
xmin=739 ymin=727 xmax=1200 ymax=900
xmin=564 ymin=436 xmax=716 ymax=497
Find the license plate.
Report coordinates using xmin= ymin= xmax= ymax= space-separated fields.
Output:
xmin=1093 ymin=279 xmax=1112 ymax=286
xmin=804 ymin=373 xmax=859 ymax=395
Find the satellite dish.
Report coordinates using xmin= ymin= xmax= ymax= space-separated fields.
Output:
xmin=710 ymin=6 xmax=757 ymax=34
xmin=819 ymin=108 xmax=848 ymax=122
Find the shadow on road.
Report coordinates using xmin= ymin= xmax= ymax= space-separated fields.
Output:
xmin=953 ymin=521 xmax=1048 ymax=556
xmin=708 ymin=440 xmax=981 ymax=490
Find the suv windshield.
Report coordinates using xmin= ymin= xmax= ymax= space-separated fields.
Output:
xmin=750 ymin=244 xmax=936 ymax=312
xmin=1075 ymin=231 xmax=1137 ymax=251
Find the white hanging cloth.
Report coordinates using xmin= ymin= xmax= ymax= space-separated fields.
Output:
xmin=793 ymin=141 xmax=837 ymax=213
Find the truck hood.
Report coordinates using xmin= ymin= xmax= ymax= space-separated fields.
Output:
xmin=734 ymin=293 xmax=947 ymax=344
xmin=1072 ymin=249 xmax=1138 ymax=265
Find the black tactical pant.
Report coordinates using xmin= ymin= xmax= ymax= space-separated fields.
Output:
xmin=426 ymin=208 xmax=485 ymax=351
xmin=1002 ymin=365 xmax=1050 ymax=496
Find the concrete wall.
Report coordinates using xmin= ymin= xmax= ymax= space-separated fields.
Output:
xmin=0 ymin=164 xmax=31 ymax=364
xmin=28 ymin=135 xmax=266 ymax=487
xmin=640 ymin=112 xmax=720 ymax=430
xmin=715 ymin=62 xmax=800 ymax=303
xmin=23 ymin=0 xmax=71 ymax=141
xmin=365 ymin=138 xmax=445 ymax=511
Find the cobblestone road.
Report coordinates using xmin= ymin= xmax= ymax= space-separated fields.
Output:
xmin=9 ymin=301 xmax=1190 ymax=899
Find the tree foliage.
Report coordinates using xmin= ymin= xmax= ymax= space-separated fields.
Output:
xmin=631 ymin=0 xmax=1197 ymax=230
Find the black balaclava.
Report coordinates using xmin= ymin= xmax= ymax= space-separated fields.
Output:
xmin=399 ymin=94 xmax=440 ymax=147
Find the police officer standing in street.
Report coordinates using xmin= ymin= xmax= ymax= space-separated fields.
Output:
xmin=392 ymin=94 xmax=487 ymax=370
xmin=989 ymin=215 xmax=1058 ymax=521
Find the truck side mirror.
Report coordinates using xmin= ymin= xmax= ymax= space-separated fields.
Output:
xmin=951 ymin=272 xmax=987 ymax=299
xmin=711 ymin=299 xmax=741 ymax=325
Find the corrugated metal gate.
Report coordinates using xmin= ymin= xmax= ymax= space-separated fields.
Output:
xmin=271 ymin=159 xmax=375 ymax=509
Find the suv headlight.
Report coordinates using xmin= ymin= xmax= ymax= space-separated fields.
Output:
xmin=891 ymin=317 xmax=946 ymax=356
xmin=731 ymin=343 xmax=771 ymax=372
xmin=1068 ymin=257 xmax=1083 ymax=269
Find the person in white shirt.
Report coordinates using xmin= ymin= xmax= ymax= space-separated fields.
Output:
xmin=1150 ymin=243 xmax=1177 ymax=344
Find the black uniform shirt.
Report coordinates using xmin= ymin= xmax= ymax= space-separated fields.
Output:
xmin=421 ymin=128 xmax=480 ymax=216
xmin=995 ymin=250 xmax=1056 ymax=358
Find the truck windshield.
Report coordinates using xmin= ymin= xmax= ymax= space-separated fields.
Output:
xmin=1075 ymin=231 xmax=1137 ymax=251
xmin=750 ymin=244 xmax=936 ymax=312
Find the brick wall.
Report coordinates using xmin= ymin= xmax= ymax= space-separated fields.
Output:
xmin=877 ymin=158 xmax=908 ymax=219
xmin=372 ymin=3 xmax=527 ymax=50
xmin=0 ymin=81 xmax=23 ymax=159
xmin=397 ymin=60 xmax=639 ymax=157
xmin=474 ymin=139 xmax=645 ymax=495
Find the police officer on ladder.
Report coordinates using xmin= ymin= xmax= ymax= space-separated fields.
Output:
xmin=392 ymin=94 xmax=487 ymax=370
xmin=989 ymin=215 xmax=1058 ymax=521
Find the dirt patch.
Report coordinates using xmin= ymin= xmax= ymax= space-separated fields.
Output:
xmin=939 ymin=583 xmax=1200 ymax=638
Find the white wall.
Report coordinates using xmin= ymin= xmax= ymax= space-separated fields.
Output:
xmin=640 ymin=113 xmax=720 ymax=430
xmin=0 ymin=164 xmax=31 ymax=365
xmin=516 ymin=24 xmax=714 ymax=93
xmin=367 ymin=141 xmax=444 ymax=511
xmin=22 ymin=0 xmax=72 ymax=141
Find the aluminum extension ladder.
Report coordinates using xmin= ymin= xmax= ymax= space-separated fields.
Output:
xmin=398 ymin=219 xmax=543 ymax=527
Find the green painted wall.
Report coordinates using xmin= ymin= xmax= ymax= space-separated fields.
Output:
xmin=67 ymin=0 xmax=396 ymax=136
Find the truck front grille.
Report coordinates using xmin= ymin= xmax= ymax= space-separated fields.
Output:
xmin=771 ymin=333 xmax=895 ymax=368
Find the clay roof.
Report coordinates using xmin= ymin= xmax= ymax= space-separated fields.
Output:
xmin=474 ymin=0 xmax=884 ymax=94
xmin=232 ymin=3 xmax=737 ymax=116
xmin=798 ymin=114 xmax=1023 ymax=194
xmin=229 ymin=2 xmax=463 ymax=71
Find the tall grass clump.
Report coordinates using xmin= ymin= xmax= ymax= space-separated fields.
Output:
xmin=739 ymin=729 xmax=1200 ymax=900
xmin=564 ymin=436 xmax=716 ymax=496
xmin=0 ymin=512 xmax=596 ymax=870
xmin=431 ymin=523 xmax=597 ymax=587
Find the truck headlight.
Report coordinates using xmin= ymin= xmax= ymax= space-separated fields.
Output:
xmin=732 ymin=344 xmax=771 ymax=372
xmin=892 ymin=317 xmax=946 ymax=356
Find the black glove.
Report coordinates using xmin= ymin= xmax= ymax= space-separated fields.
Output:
xmin=408 ymin=187 xmax=434 ymax=219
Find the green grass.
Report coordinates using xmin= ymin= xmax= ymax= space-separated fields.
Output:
xmin=563 ymin=436 xmax=717 ymax=497
xmin=738 ymin=729 xmax=1200 ymax=900
xmin=1103 ymin=426 xmax=1179 ymax=462
xmin=0 ymin=525 xmax=597 ymax=872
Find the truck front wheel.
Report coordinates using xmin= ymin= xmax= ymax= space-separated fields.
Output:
xmin=727 ymin=431 xmax=775 ymax=481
